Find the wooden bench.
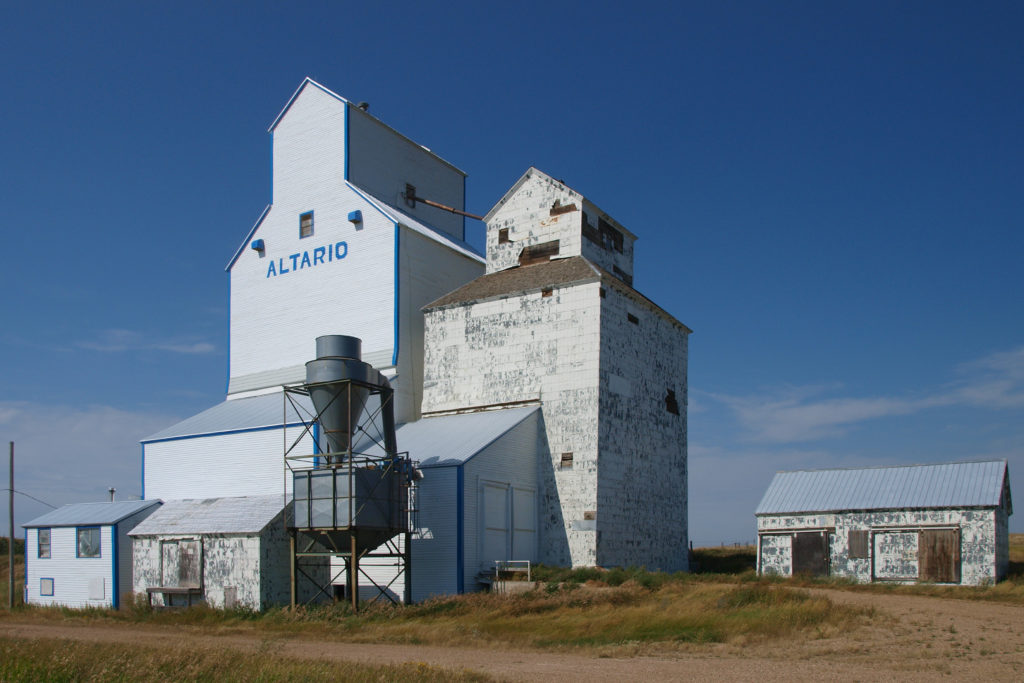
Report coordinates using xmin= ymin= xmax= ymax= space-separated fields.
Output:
xmin=146 ymin=586 xmax=202 ymax=607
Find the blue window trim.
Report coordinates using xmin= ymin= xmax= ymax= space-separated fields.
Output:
xmin=299 ymin=210 xmax=314 ymax=238
xmin=456 ymin=465 xmax=464 ymax=593
xmin=40 ymin=577 xmax=54 ymax=597
xmin=37 ymin=528 xmax=51 ymax=558
xmin=75 ymin=526 xmax=101 ymax=559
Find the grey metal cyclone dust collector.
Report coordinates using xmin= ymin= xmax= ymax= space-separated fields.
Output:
xmin=286 ymin=335 xmax=414 ymax=610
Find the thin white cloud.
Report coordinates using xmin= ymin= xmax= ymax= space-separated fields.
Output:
xmin=76 ymin=329 xmax=215 ymax=355
xmin=0 ymin=401 xmax=182 ymax=530
xmin=703 ymin=345 xmax=1024 ymax=443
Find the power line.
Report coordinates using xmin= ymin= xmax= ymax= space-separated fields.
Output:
xmin=2 ymin=488 xmax=58 ymax=509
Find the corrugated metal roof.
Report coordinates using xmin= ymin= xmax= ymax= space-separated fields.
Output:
xmin=354 ymin=405 xmax=539 ymax=467
xmin=755 ymin=460 xmax=1009 ymax=515
xmin=129 ymin=495 xmax=287 ymax=536
xmin=23 ymin=499 xmax=161 ymax=529
xmin=143 ymin=392 xmax=315 ymax=443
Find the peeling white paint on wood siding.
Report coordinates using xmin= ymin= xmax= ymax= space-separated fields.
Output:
xmin=757 ymin=508 xmax=1005 ymax=585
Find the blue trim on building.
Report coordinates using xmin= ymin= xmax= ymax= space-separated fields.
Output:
xmin=142 ymin=422 xmax=308 ymax=445
xmin=111 ymin=523 xmax=119 ymax=609
xmin=456 ymin=465 xmax=464 ymax=594
xmin=462 ymin=174 xmax=467 ymax=240
xmin=225 ymin=273 xmax=231 ymax=393
xmin=313 ymin=422 xmax=320 ymax=468
xmin=270 ymin=130 xmax=274 ymax=205
xmin=268 ymin=78 xmax=349 ymax=132
xmin=225 ymin=204 xmax=272 ymax=271
xmin=392 ymin=224 xmax=400 ymax=366
xmin=344 ymin=104 xmax=349 ymax=180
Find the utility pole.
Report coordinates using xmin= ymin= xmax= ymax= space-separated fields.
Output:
xmin=8 ymin=441 xmax=13 ymax=609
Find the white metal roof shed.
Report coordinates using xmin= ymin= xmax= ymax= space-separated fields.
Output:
xmin=23 ymin=499 xmax=161 ymax=529
xmin=756 ymin=459 xmax=1011 ymax=516
xmin=129 ymin=495 xmax=287 ymax=536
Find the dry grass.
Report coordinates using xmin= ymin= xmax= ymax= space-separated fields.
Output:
xmin=0 ymin=636 xmax=489 ymax=682
xmin=0 ymin=551 xmax=24 ymax=609
xmin=2 ymin=579 xmax=873 ymax=652
xmin=700 ymin=535 xmax=1024 ymax=605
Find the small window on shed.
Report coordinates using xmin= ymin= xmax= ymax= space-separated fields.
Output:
xmin=76 ymin=527 xmax=100 ymax=558
xmin=498 ymin=228 xmax=510 ymax=244
xmin=299 ymin=211 xmax=314 ymax=238
xmin=37 ymin=529 xmax=51 ymax=558
xmin=848 ymin=530 xmax=869 ymax=559
xmin=665 ymin=389 xmax=680 ymax=415
xmin=40 ymin=578 xmax=54 ymax=596
xmin=559 ymin=452 xmax=574 ymax=470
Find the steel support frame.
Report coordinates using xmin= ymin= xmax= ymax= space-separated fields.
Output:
xmin=283 ymin=381 xmax=415 ymax=612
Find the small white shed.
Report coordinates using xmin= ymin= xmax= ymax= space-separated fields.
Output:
xmin=756 ymin=460 xmax=1012 ymax=585
xmin=129 ymin=494 xmax=324 ymax=609
xmin=22 ymin=499 xmax=162 ymax=609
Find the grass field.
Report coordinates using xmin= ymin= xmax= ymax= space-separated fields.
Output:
xmin=0 ymin=534 xmax=1020 ymax=682
xmin=0 ymin=637 xmax=490 ymax=683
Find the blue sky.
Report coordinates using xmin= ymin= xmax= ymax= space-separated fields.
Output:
xmin=1 ymin=2 xmax=1021 ymax=545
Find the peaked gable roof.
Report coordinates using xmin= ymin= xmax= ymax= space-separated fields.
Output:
xmin=755 ymin=459 xmax=1011 ymax=515
xmin=23 ymin=499 xmax=161 ymax=529
xmin=268 ymin=77 xmax=348 ymax=132
xmin=482 ymin=167 xmax=636 ymax=240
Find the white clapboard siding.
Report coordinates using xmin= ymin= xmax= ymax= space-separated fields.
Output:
xmin=144 ymin=427 xmax=313 ymax=501
xmin=462 ymin=410 xmax=540 ymax=589
xmin=26 ymin=526 xmax=114 ymax=608
xmin=347 ymin=105 xmax=465 ymax=241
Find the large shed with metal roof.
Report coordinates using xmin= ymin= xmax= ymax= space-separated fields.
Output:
xmin=755 ymin=460 xmax=1012 ymax=585
xmin=22 ymin=499 xmax=162 ymax=608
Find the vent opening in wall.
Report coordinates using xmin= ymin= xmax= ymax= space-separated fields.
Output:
xmin=583 ymin=510 xmax=596 ymax=521
xmin=498 ymin=228 xmax=509 ymax=244
xmin=300 ymin=211 xmax=314 ymax=238
xmin=519 ymin=240 xmax=560 ymax=266
xmin=560 ymin=452 xmax=573 ymax=470
xmin=599 ymin=287 xmax=606 ymax=298
xmin=665 ymin=389 xmax=680 ymax=415
xmin=404 ymin=183 xmax=416 ymax=209
xmin=542 ymin=287 xmax=553 ymax=298
xmin=627 ymin=313 xmax=639 ymax=325
xmin=550 ymin=202 xmax=578 ymax=216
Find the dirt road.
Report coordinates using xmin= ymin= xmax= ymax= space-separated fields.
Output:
xmin=3 ymin=589 xmax=1023 ymax=681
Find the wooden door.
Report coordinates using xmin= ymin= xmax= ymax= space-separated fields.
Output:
xmin=918 ymin=529 xmax=960 ymax=583
xmin=792 ymin=531 xmax=829 ymax=576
